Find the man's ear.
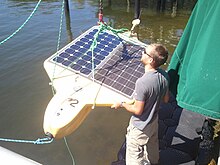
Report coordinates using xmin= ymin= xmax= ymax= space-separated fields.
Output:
xmin=150 ymin=58 xmax=155 ymax=67
xmin=149 ymin=57 xmax=154 ymax=64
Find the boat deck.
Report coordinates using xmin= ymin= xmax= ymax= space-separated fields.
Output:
xmin=112 ymin=94 xmax=220 ymax=165
xmin=159 ymin=94 xmax=205 ymax=165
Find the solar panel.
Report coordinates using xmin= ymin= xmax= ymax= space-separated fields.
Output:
xmin=51 ymin=27 xmax=122 ymax=76
xmin=50 ymin=26 xmax=145 ymax=98
xmin=94 ymin=44 xmax=145 ymax=97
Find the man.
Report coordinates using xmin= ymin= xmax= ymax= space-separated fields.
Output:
xmin=111 ymin=43 xmax=169 ymax=165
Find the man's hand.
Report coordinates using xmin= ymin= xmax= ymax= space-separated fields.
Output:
xmin=111 ymin=102 xmax=121 ymax=109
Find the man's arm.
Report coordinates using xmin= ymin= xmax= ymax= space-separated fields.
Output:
xmin=111 ymin=100 xmax=145 ymax=116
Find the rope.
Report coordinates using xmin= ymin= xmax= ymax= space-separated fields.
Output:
xmin=0 ymin=0 xmax=42 ymax=46
xmin=90 ymin=25 xmax=104 ymax=81
xmin=89 ymin=22 xmax=128 ymax=108
xmin=0 ymin=0 xmax=55 ymax=146
xmin=99 ymin=22 xmax=128 ymax=37
xmin=49 ymin=1 xmax=76 ymax=164
xmin=50 ymin=0 xmax=65 ymax=95
xmin=90 ymin=22 xmax=128 ymax=79
xmin=0 ymin=137 xmax=53 ymax=145
xmin=67 ymin=23 xmax=128 ymax=80
xmin=64 ymin=137 xmax=76 ymax=165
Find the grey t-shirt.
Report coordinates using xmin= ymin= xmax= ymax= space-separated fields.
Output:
xmin=131 ymin=68 xmax=169 ymax=130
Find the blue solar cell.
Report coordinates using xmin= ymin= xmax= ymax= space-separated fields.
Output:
xmin=85 ymin=34 xmax=93 ymax=39
xmin=98 ymin=33 xmax=107 ymax=38
xmin=62 ymin=60 xmax=72 ymax=66
xmin=85 ymin=51 xmax=92 ymax=56
xmin=59 ymin=52 xmax=69 ymax=58
xmin=68 ymin=56 xmax=78 ymax=61
xmin=89 ymin=29 xmax=98 ymax=35
xmin=88 ymin=40 xmax=93 ymax=45
xmin=100 ymin=40 xmax=109 ymax=45
xmin=89 ymin=31 xmax=97 ymax=36
xmin=73 ymin=51 xmax=82 ymax=56
xmin=108 ymin=44 xmax=117 ymax=49
xmin=112 ymin=40 xmax=121 ymax=45
xmin=75 ymin=41 xmax=85 ymax=46
xmin=109 ymin=33 xmax=115 ymax=37
xmin=80 ymin=68 xmax=91 ymax=75
xmin=104 ymin=46 xmax=113 ymax=52
xmin=97 ymin=44 xmax=105 ymax=49
xmin=108 ymin=34 xmax=117 ymax=39
xmin=100 ymin=50 xmax=110 ymax=56
xmin=83 ymin=44 xmax=91 ymax=49
xmin=104 ymin=37 xmax=113 ymax=42
xmin=85 ymin=63 xmax=93 ymax=70
xmin=82 ymin=55 xmax=92 ymax=61
xmin=79 ymin=47 xmax=87 ymax=53
xmin=95 ymin=54 xmax=105 ymax=60
xmin=86 ymin=62 xmax=99 ymax=69
xmin=70 ymin=64 xmax=82 ymax=71
xmin=70 ymin=45 xmax=80 ymax=50
xmin=97 ymin=35 xmax=104 ymax=40
xmin=53 ymin=56 xmax=64 ymax=63
xmin=80 ymin=37 xmax=89 ymax=43
xmin=65 ymin=48 xmax=75 ymax=54
xmin=94 ymin=58 xmax=101 ymax=65
xmin=77 ymin=59 xmax=87 ymax=66
xmin=94 ymin=47 xmax=102 ymax=53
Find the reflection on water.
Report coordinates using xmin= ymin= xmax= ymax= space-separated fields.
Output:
xmin=0 ymin=0 xmax=196 ymax=164
xmin=103 ymin=0 xmax=195 ymax=58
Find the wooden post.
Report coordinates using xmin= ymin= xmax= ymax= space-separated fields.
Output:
xmin=108 ymin=0 xmax=111 ymax=7
xmin=134 ymin=0 xmax=140 ymax=19
xmin=157 ymin=0 xmax=166 ymax=12
xmin=64 ymin=0 xmax=73 ymax=42
xmin=64 ymin=0 xmax=70 ymax=13
xmin=99 ymin=0 xmax=103 ymax=22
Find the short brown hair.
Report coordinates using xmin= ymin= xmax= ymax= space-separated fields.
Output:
xmin=150 ymin=44 xmax=168 ymax=68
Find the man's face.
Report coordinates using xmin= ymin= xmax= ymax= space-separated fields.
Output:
xmin=141 ymin=45 xmax=154 ymax=65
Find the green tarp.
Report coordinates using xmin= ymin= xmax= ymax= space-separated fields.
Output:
xmin=168 ymin=0 xmax=220 ymax=119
